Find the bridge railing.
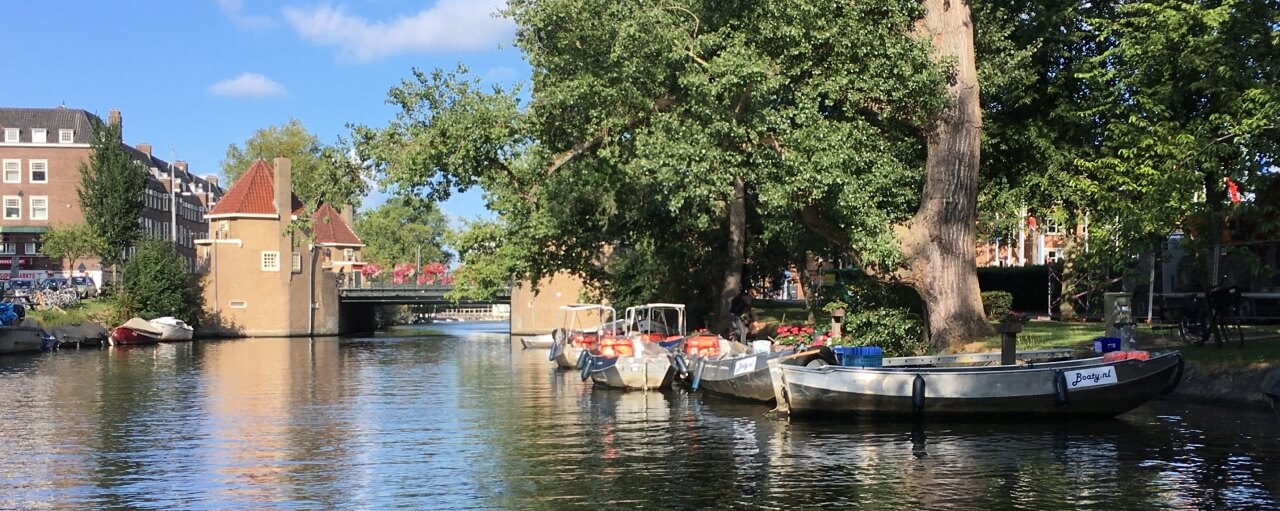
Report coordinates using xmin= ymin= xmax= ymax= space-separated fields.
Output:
xmin=336 ymin=274 xmax=512 ymax=299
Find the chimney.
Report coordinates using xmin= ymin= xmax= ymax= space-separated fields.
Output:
xmin=205 ymin=175 xmax=219 ymax=189
xmin=341 ymin=204 xmax=354 ymax=227
xmin=174 ymin=160 xmax=188 ymax=173
xmin=108 ymin=108 xmax=121 ymax=128
xmin=137 ymin=143 xmax=151 ymax=158
xmin=273 ymin=157 xmax=292 ymax=218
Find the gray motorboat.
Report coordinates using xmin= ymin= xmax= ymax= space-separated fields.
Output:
xmin=0 ymin=323 xmax=51 ymax=355
xmin=771 ymin=350 xmax=1184 ymax=417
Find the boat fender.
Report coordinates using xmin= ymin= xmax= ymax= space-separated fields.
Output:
xmin=1054 ymin=370 xmax=1069 ymax=406
xmin=673 ymin=353 xmax=690 ymax=378
xmin=912 ymin=375 xmax=926 ymax=412
xmin=691 ymin=357 xmax=707 ymax=391
xmin=1161 ymin=356 xmax=1185 ymax=395
xmin=580 ymin=354 xmax=594 ymax=381
xmin=576 ymin=349 xmax=591 ymax=370
xmin=548 ymin=339 xmax=562 ymax=362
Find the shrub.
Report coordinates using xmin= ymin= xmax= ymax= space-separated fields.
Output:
xmin=842 ymin=308 xmax=926 ymax=357
xmin=981 ymin=291 xmax=1014 ymax=320
xmin=120 ymin=240 xmax=202 ymax=325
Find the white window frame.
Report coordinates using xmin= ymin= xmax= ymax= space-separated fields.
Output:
xmin=343 ymin=248 xmax=355 ymax=262
xmin=29 ymin=196 xmax=48 ymax=221
xmin=28 ymin=159 xmax=47 ymax=183
xmin=261 ymin=251 xmax=280 ymax=272
xmin=23 ymin=242 xmax=38 ymax=255
xmin=31 ymin=129 xmax=47 ymax=144
xmin=1047 ymin=224 xmax=1061 ymax=235
xmin=291 ymin=252 xmax=302 ymax=273
xmin=229 ymin=300 xmax=247 ymax=309
xmin=2 ymin=160 xmax=19 ymax=183
xmin=0 ymin=243 xmax=14 ymax=255
xmin=58 ymin=129 xmax=73 ymax=143
xmin=3 ymin=128 xmax=17 ymax=143
xmin=2 ymin=196 xmax=20 ymax=220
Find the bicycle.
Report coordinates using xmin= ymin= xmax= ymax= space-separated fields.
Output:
xmin=1178 ymin=286 xmax=1245 ymax=348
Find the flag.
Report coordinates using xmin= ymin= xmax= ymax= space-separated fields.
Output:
xmin=1027 ymin=216 xmax=1038 ymax=231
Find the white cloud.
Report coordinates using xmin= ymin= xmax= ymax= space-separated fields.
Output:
xmin=208 ymin=73 xmax=289 ymax=99
xmin=217 ymin=0 xmax=275 ymax=29
xmin=282 ymin=0 xmax=515 ymax=62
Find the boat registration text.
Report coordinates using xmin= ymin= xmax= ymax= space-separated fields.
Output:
xmin=1063 ymin=366 xmax=1117 ymax=390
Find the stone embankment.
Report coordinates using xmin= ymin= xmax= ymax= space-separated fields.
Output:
xmin=1164 ymin=360 xmax=1280 ymax=412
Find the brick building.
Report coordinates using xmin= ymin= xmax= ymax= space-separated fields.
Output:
xmin=0 ymin=106 xmax=223 ymax=286
xmin=197 ymin=158 xmax=363 ymax=336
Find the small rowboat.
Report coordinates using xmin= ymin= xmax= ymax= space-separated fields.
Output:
xmin=109 ymin=317 xmax=162 ymax=346
xmin=684 ymin=341 xmax=808 ymax=403
xmin=771 ymin=350 xmax=1184 ymax=417
xmin=149 ymin=317 xmax=194 ymax=341
xmin=519 ymin=333 xmax=553 ymax=349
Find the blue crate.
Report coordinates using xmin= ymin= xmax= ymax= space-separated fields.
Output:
xmin=835 ymin=346 xmax=883 ymax=367
xmin=1093 ymin=337 xmax=1121 ymax=353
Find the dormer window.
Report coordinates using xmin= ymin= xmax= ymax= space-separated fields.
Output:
xmin=58 ymin=129 xmax=74 ymax=143
xmin=31 ymin=129 xmax=47 ymax=143
xmin=3 ymin=128 xmax=17 ymax=143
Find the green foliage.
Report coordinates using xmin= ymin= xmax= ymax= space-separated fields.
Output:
xmin=222 ymin=119 xmax=368 ymax=208
xmin=354 ymin=1 xmax=950 ymax=313
xmin=119 ymin=240 xmax=202 ymax=324
xmin=40 ymin=223 xmax=103 ymax=272
xmin=980 ymin=291 xmax=1014 ymax=320
xmin=841 ymin=308 xmax=927 ymax=357
xmin=354 ymin=196 xmax=451 ymax=268
xmin=77 ymin=122 xmax=144 ymax=268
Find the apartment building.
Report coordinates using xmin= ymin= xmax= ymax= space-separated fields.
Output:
xmin=0 ymin=106 xmax=224 ymax=285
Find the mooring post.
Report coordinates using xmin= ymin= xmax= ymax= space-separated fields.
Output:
xmin=996 ymin=321 xmax=1023 ymax=366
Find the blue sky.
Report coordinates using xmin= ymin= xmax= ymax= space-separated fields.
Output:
xmin=0 ymin=0 xmax=529 ymax=221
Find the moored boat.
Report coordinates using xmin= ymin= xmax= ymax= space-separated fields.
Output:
xmin=149 ymin=317 xmax=194 ymax=341
xmin=771 ymin=350 xmax=1184 ymax=417
xmin=685 ymin=340 xmax=814 ymax=403
xmin=584 ymin=304 xmax=688 ymax=391
xmin=110 ymin=317 xmax=162 ymax=346
xmin=548 ymin=305 xmax=617 ymax=369
xmin=519 ymin=333 xmax=553 ymax=349
xmin=0 ymin=324 xmax=52 ymax=355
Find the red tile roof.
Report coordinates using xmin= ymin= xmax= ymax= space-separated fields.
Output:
xmin=207 ymin=160 xmax=304 ymax=216
xmin=311 ymin=203 xmax=363 ymax=246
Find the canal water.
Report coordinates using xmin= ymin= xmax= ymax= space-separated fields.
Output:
xmin=1 ymin=322 xmax=1277 ymax=510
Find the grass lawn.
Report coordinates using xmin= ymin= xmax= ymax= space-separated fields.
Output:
xmin=27 ymin=299 xmax=117 ymax=329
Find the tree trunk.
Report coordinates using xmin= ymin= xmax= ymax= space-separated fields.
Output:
xmin=1059 ymin=232 xmax=1080 ymax=321
xmin=901 ymin=0 xmax=992 ymax=351
xmin=715 ymin=175 xmax=747 ymax=335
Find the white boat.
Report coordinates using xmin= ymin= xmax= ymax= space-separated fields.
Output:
xmin=519 ymin=333 xmax=554 ymax=349
xmin=148 ymin=317 xmax=194 ymax=341
xmin=548 ymin=304 xmax=617 ymax=369
xmin=583 ymin=304 xmax=688 ymax=391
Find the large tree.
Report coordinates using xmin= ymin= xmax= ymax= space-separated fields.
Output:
xmin=356 ymin=1 xmax=995 ymax=349
xmin=222 ymin=119 xmax=368 ymax=209
xmin=78 ymin=121 xmax=145 ymax=271
xmin=354 ymin=196 xmax=452 ymax=267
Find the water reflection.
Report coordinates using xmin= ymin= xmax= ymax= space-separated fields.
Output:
xmin=0 ymin=324 xmax=1276 ymax=510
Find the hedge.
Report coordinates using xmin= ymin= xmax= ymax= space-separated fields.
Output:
xmin=976 ymin=264 xmax=1062 ymax=315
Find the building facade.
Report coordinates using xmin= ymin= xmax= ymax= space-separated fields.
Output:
xmin=197 ymin=158 xmax=363 ymax=337
xmin=0 ymin=106 xmax=223 ymax=285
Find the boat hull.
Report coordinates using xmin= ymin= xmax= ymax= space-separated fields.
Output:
xmin=0 ymin=327 xmax=50 ymax=355
xmin=520 ymin=334 xmax=553 ymax=349
xmin=109 ymin=327 xmax=161 ymax=346
xmin=777 ymin=352 xmax=1183 ymax=417
xmin=693 ymin=351 xmax=786 ymax=403
xmin=551 ymin=343 xmax=587 ymax=369
xmin=150 ymin=322 xmax=193 ymax=342
xmin=589 ymin=354 xmax=674 ymax=391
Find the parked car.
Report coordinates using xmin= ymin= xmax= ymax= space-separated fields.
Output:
xmin=70 ymin=276 xmax=98 ymax=298
xmin=7 ymin=279 xmax=37 ymax=300
xmin=39 ymin=277 xmax=70 ymax=291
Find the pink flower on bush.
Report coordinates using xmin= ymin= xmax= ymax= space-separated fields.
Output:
xmin=417 ymin=273 xmax=430 ymax=285
xmin=360 ymin=263 xmax=382 ymax=277
xmin=422 ymin=262 xmax=447 ymax=276
xmin=440 ymin=274 xmax=455 ymax=285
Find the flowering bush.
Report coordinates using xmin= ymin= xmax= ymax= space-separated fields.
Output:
xmin=422 ymin=262 xmax=447 ymax=276
xmin=774 ymin=325 xmax=815 ymax=346
xmin=360 ymin=263 xmax=383 ymax=277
